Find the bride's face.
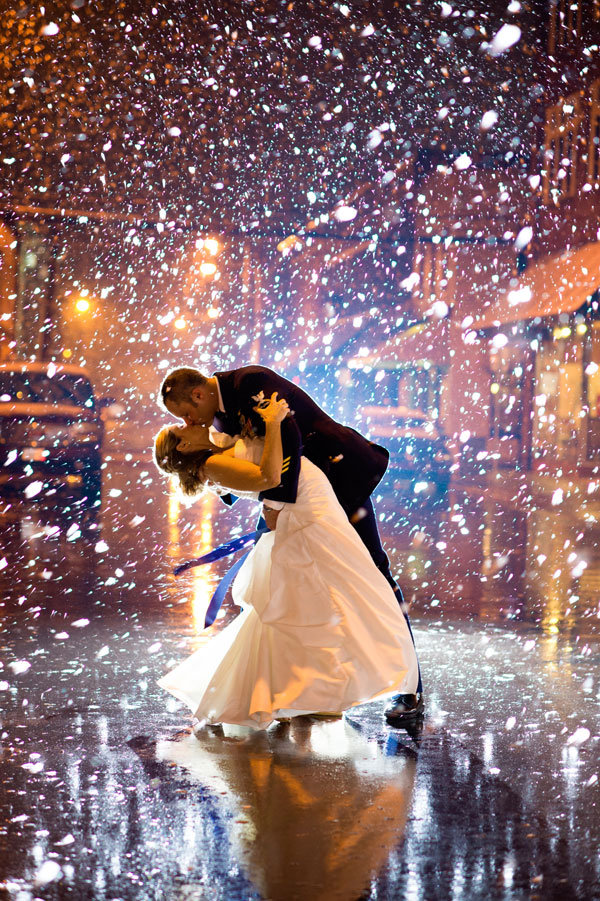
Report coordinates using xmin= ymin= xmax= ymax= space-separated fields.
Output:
xmin=173 ymin=424 xmax=212 ymax=454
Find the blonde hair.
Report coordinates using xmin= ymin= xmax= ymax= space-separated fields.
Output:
xmin=153 ymin=426 xmax=207 ymax=499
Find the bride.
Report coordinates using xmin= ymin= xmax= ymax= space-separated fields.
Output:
xmin=154 ymin=392 xmax=419 ymax=729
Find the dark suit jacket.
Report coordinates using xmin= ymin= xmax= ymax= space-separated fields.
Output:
xmin=213 ymin=365 xmax=389 ymax=513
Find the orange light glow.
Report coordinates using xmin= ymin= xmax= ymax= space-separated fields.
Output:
xmin=204 ymin=238 xmax=220 ymax=255
xmin=195 ymin=236 xmax=220 ymax=255
xmin=190 ymin=509 xmax=215 ymax=634
xmin=166 ymin=484 xmax=218 ymax=637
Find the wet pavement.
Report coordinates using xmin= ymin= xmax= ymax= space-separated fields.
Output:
xmin=1 ymin=458 xmax=599 ymax=900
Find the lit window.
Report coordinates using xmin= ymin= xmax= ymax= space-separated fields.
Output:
xmin=589 ymin=79 xmax=600 ymax=183
xmin=549 ymin=0 xmax=582 ymax=53
xmin=543 ymin=93 xmax=582 ymax=204
xmin=414 ymin=240 xmax=450 ymax=316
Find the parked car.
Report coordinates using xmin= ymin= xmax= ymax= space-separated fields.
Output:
xmin=359 ymin=404 xmax=451 ymax=501
xmin=0 ymin=361 xmax=107 ymax=506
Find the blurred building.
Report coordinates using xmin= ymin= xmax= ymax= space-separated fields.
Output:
xmin=0 ymin=219 xmax=16 ymax=361
xmin=0 ymin=0 xmax=552 ymax=455
xmin=273 ymin=165 xmax=416 ymax=414
xmin=472 ymin=2 xmax=600 ymax=486
xmin=355 ymin=0 xmax=600 ymax=500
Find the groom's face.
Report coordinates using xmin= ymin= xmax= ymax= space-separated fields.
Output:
xmin=165 ymin=386 xmax=214 ymax=427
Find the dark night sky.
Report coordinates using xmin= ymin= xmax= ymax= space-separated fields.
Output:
xmin=0 ymin=0 xmax=547 ymax=229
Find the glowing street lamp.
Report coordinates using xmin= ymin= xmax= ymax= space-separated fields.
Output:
xmin=195 ymin=236 xmax=221 ymax=255
xmin=204 ymin=238 xmax=220 ymax=256
xmin=277 ymin=234 xmax=303 ymax=255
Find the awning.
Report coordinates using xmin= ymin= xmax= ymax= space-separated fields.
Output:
xmin=472 ymin=242 xmax=600 ymax=330
xmin=348 ymin=317 xmax=449 ymax=369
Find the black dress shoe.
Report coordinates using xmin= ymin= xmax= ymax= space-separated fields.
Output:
xmin=384 ymin=693 xmax=424 ymax=727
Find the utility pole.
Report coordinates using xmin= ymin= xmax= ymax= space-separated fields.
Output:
xmin=15 ymin=218 xmax=56 ymax=361
xmin=251 ymin=238 xmax=262 ymax=364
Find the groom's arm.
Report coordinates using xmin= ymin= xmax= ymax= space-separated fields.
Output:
xmin=236 ymin=368 xmax=303 ymax=504
xmin=259 ymin=413 xmax=302 ymax=503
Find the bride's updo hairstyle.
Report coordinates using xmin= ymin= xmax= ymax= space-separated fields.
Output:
xmin=154 ymin=427 xmax=208 ymax=499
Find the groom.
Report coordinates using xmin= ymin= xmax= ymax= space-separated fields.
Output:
xmin=159 ymin=363 xmax=423 ymax=725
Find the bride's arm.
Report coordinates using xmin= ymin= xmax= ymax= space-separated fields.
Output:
xmin=203 ymin=396 xmax=288 ymax=492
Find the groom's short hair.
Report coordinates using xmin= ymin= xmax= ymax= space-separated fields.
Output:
xmin=160 ymin=367 xmax=208 ymax=406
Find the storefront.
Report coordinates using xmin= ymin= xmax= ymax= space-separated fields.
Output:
xmin=346 ymin=317 xmax=449 ymax=418
xmin=344 ymin=317 xmax=451 ymax=499
xmin=472 ymin=242 xmax=600 ymax=473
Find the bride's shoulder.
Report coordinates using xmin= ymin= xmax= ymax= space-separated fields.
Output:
xmin=205 ymin=438 xmax=261 ymax=465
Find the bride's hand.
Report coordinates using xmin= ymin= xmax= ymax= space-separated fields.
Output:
xmin=254 ymin=392 xmax=290 ymax=425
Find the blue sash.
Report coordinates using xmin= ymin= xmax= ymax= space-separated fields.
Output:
xmin=173 ymin=528 xmax=267 ymax=627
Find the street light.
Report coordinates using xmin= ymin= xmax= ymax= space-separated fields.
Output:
xmin=204 ymin=238 xmax=220 ymax=256
xmin=277 ymin=234 xmax=303 ymax=255
xmin=195 ymin=236 xmax=220 ymax=256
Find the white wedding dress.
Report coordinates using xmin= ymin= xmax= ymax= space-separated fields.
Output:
xmin=158 ymin=438 xmax=419 ymax=729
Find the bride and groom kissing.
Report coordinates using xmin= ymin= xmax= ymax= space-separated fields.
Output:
xmin=154 ymin=363 xmax=424 ymax=730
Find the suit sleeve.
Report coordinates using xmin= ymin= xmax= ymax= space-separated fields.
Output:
xmin=236 ymin=369 xmax=303 ymax=504
xmin=259 ymin=413 xmax=302 ymax=504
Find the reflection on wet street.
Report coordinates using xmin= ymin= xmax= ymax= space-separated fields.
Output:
xmin=153 ymin=720 xmax=416 ymax=901
xmin=381 ymin=484 xmax=600 ymax=642
xmin=1 ymin=459 xmax=599 ymax=899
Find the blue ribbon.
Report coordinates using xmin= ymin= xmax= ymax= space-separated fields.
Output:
xmin=172 ymin=530 xmax=265 ymax=576
xmin=203 ymin=551 xmax=250 ymax=628
xmin=173 ymin=528 xmax=268 ymax=628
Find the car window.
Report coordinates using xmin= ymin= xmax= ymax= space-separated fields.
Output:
xmin=0 ymin=372 xmax=95 ymax=409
